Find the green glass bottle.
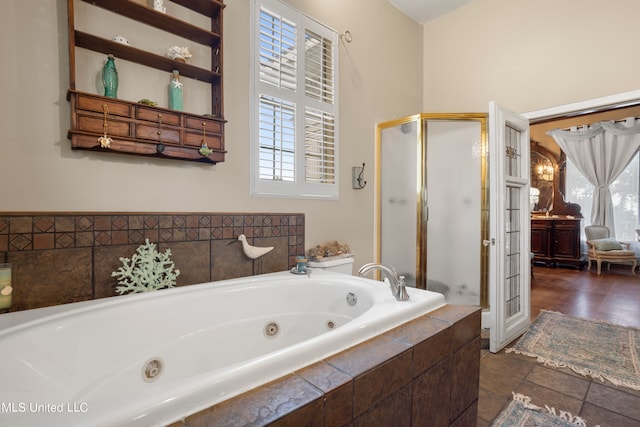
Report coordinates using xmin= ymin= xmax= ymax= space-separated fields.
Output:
xmin=102 ymin=54 xmax=118 ymax=98
xmin=168 ymin=70 xmax=183 ymax=110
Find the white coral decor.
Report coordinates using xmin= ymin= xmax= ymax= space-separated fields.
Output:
xmin=112 ymin=239 xmax=180 ymax=294
xmin=167 ymin=46 xmax=192 ymax=61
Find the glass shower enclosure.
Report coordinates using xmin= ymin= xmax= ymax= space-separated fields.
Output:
xmin=375 ymin=114 xmax=489 ymax=308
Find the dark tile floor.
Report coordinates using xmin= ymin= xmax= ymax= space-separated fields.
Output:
xmin=478 ymin=264 xmax=640 ymax=427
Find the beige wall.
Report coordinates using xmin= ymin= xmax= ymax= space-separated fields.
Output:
xmin=422 ymin=0 xmax=640 ymax=113
xmin=8 ymin=0 xmax=636 ymax=274
xmin=0 ymin=0 xmax=423 ymax=269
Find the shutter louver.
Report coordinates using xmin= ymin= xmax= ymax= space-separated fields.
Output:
xmin=259 ymin=10 xmax=297 ymax=91
xmin=259 ymin=95 xmax=296 ymax=182
xmin=305 ymin=107 xmax=335 ymax=184
xmin=304 ymin=30 xmax=334 ymax=104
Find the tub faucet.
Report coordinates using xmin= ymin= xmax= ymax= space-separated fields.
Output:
xmin=358 ymin=263 xmax=410 ymax=301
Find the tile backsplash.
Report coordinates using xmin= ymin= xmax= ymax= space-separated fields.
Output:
xmin=0 ymin=212 xmax=304 ymax=312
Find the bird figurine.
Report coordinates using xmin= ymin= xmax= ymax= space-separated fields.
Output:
xmin=238 ymin=234 xmax=273 ymax=259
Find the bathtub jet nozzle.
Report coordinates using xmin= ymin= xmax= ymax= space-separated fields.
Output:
xmin=264 ymin=321 xmax=280 ymax=338
xmin=142 ymin=358 xmax=164 ymax=382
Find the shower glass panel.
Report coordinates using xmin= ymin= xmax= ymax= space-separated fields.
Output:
xmin=426 ymin=120 xmax=482 ymax=305
xmin=379 ymin=120 xmax=419 ymax=287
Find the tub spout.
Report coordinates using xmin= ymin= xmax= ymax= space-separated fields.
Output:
xmin=358 ymin=263 xmax=409 ymax=301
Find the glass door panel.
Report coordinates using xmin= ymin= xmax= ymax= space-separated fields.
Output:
xmin=425 ymin=120 xmax=482 ymax=304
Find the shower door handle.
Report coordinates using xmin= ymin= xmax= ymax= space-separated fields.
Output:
xmin=482 ymin=238 xmax=495 ymax=247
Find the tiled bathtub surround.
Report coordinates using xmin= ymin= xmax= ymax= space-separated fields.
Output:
xmin=0 ymin=212 xmax=304 ymax=311
xmin=169 ymin=305 xmax=481 ymax=427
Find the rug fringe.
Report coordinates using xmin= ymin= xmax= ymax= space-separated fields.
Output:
xmin=511 ymin=392 xmax=542 ymax=410
xmin=511 ymin=393 xmax=600 ymax=427
xmin=544 ymin=405 xmax=589 ymax=427
xmin=506 ymin=348 xmax=640 ymax=391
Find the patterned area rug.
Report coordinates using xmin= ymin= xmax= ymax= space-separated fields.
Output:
xmin=491 ymin=393 xmax=598 ymax=427
xmin=507 ymin=310 xmax=640 ymax=390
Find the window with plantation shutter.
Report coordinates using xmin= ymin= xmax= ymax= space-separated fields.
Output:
xmin=251 ymin=0 xmax=339 ymax=198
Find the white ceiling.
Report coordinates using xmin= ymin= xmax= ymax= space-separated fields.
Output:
xmin=388 ymin=0 xmax=475 ymax=24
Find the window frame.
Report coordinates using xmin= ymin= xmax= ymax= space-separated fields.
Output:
xmin=250 ymin=0 xmax=339 ymax=199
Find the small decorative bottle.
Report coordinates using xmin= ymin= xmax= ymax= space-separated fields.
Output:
xmin=168 ymin=70 xmax=183 ymax=110
xmin=102 ymin=54 xmax=118 ymax=98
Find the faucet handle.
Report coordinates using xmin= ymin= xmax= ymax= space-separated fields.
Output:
xmin=395 ymin=276 xmax=410 ymax=301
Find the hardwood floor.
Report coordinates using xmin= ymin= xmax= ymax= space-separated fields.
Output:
xmin=530 ymin=264 xmax=640 ymax=329
xmin=478 ymin=264 xmax=640 ymax=426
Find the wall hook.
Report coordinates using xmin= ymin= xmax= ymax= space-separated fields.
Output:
xmin=352 ymin=162 xmax=367 ymax=189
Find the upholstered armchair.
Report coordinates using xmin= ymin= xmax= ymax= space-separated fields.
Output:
xmin=585 ymin=225 xmax=637 ymax=275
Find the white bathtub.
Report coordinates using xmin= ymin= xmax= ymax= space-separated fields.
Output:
xmin=0 ymin=270 xmax=446 ymax=427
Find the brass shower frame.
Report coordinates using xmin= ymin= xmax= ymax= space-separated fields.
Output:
xmin=375 ymin=113 xmax=489 ymax=308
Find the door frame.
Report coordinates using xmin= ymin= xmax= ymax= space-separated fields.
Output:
xmin=523 ymin=90 xmax=640 ymax=122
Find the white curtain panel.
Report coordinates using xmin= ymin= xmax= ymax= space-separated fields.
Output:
xmin=548 ymin=117 xmax=640 ymax=237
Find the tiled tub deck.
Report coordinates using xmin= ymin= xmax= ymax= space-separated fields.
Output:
xmin=169 ymin=305 xmax=481 ymax=427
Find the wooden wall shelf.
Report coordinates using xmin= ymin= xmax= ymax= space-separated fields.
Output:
xmin=80 ymin=0 xmax=222 ymax=44
xmin=68 ymin=90 xmax=225 ymax=164
xmin=73 ymin=32 xmax=220 ymax=83
xmin=67 ymin=0 xmax=225 ymax=164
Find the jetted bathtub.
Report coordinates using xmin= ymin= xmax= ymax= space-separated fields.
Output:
xmin=0 ymin=270 xmax=446 ymax=426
